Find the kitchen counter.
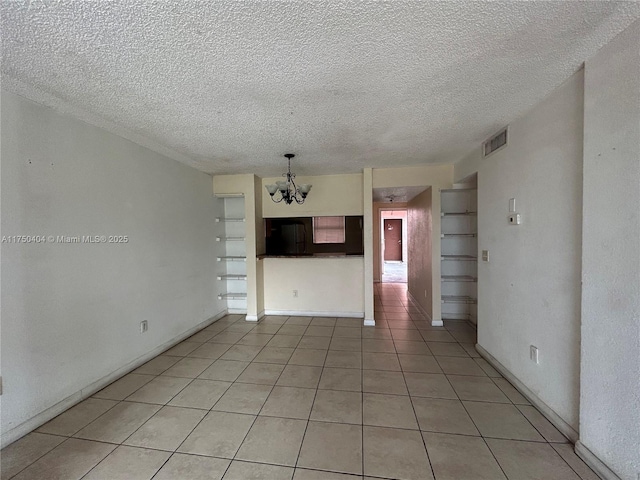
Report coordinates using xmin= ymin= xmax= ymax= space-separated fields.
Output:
xmin=260 ymin=255 xmax=365 ymax=315
xmin=258 ymin=253 xmax=364 ymax=259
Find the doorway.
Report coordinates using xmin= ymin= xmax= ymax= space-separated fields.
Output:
xmin=384 ymin=219 xmax=403 ymax=261
xmin=380 ymin=210 xmax=407 ymax=283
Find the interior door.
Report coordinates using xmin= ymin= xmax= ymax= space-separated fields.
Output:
xmin=384 ymin=219 xmax=403 ymax=261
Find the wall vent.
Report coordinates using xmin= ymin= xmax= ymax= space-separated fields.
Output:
xmin=483 ymin=127 xmax=508 ymax=157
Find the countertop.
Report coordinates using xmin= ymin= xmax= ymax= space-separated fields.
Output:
xmin=258 ymin=253 xmax=364 ymax=259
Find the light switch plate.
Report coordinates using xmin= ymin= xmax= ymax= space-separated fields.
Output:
xmin=508 ymin=213 xmax=521 ymax=225
xmin=530 ymin=345 xmax=539 ymax=364
xmin=482 ymin=250 xmax=489 ymax=262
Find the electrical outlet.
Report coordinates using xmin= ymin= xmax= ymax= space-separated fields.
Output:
xmin=293 ymin=290 xmax=298 ymax=298
xmin=530 ymin=345 xmax=539 ymax=364
xmin=140 ymin=320 xmax=148 ymax=333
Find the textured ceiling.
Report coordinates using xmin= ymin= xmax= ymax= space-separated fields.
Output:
xmin=2 ymin=1 xmax=639 ymax=176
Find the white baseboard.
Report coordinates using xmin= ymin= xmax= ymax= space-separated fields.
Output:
xmin=227 ymin=308 xmax=247 ymax=315
xmin=245 ymin=310 xmax=265 ymax=322
xmin=475 ymin=344 xmax=579 ymax=443
xmin=407 ymin=291 xmax=440 ymax=326
xmin=263 ymin=309 xmax=364 ymax=318
xmin=575 ymin=441 xmax=621 ymax=480
xmin=363 ymin=319 xmax=376 ymax=326
xmin=1 ymin=309 xmax=228 ymax=448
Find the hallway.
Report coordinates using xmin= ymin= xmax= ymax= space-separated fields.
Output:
xmin=1 ymin=284 xmax=598 ymax=479
xmin=381 ymin=261 xmax=408 ymax=284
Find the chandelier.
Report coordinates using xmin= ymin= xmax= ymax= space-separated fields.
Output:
xmin=265 ymin=154 xmax=312 ymax=205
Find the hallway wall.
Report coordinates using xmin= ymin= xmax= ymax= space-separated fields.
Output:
xmin=407 ymin=188 xmax=434 ymax=320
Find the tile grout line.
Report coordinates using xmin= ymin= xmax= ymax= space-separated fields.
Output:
xmin=5 ymin=302 xmax=594 ymax=480
xmin=291 ymin=320 xmax=323 ymax=474
xmin=163 ymin=313 xmax=264 ymax=477
xmin=163 ymin=316 xmax=263 ymax=472
xmin=361 ymin=332 xmax=365 ymax=477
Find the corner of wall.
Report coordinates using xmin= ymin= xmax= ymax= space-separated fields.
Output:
xmin=454 ymin=149 xmax=481 ymax=183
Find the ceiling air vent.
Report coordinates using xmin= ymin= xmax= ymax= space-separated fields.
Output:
xmin=483 ymin=127 xmax=508 ymax=157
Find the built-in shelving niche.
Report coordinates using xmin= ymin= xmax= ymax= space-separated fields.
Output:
xmin=440 ymin=186 xmax=478 ymax=325
xmin=215 ymin=195 xmax=247 ymax=314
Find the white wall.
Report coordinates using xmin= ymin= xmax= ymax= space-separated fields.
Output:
xmin=580 ymin=19 xmax=640 ymax=480
xmin=262 ymin=257 xmax=364 ymax=316
xmin=474 ymin=71 xmax=584 ymax=433
xmin=1 ymin=91 xmax=224 ymax=442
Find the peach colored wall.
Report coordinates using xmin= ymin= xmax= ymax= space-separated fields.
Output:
xmin=372 ymin=165 xmax=453 ymax=188
xmin=407 ymin=188 xmax=434 ymax=319
xmin=262 ymin=173 xmax=363 ymax=217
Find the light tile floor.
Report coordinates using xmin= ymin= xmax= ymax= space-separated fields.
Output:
xmin=381 ymin=262 xmax=407 ymax=283
xmin=1 ymin=283 xmax=600 ymax=480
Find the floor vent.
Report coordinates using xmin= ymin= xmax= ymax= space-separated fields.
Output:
xmin=483 ymin=127 xmax=508 ymax=157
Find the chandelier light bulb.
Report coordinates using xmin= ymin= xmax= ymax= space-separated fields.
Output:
xmin=265 ymin=154 xmax=312 ymax=205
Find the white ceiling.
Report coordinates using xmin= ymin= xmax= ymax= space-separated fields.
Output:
xmin=2 ymin=1 xmax=639 ymax=176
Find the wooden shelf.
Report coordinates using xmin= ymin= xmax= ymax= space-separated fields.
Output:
xmin=216 ymin=195 xmax=247 ymax=308
xmin=441 ymin=233 xmax=476 ymax=238
xmin=217 ymin=274 xmax=247 ymax=280
xmin=217 ymin=256 xmax=246 ymax=262
xmin=441 ymin=186 xmax=477 ymax=325
xmin=441 ymin=295 xmax=477 ymax=304
xmin=213 ymin=193 xmax=244 ymax=198
xmin=441 ymin=255 xmax=477 ymax=261
xmin=441 ymin=211 xmax=477 ymax=216
xmin=442 ymin=275 xmax=477 ymax=282
xmin=218 ymin=293 xmax=247 ymax=300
